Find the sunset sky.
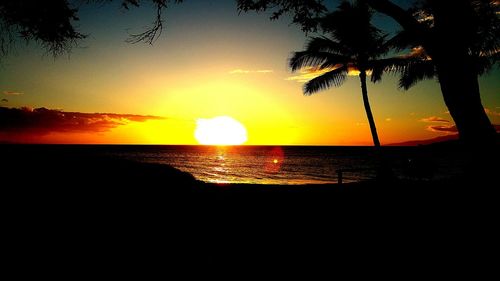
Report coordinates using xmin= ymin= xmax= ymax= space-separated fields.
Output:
xmin=1 ymin=0 xmax=499 ymax=145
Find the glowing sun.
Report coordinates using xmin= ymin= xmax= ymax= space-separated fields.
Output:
xmin=195 ymin=116 xmax=248 ymax=145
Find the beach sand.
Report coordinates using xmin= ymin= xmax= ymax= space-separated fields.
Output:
xmin=2 ymin=144 xmax=496 ymax=276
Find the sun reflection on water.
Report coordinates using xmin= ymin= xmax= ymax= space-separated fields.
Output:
xmin=264 ymin=147 xmax=284 ymax=174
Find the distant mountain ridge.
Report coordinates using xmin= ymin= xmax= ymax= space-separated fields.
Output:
xmin=389 ymin=133 xmax=500 ymax=146
xmin=388 ymin=135 xmax=460 ymax=146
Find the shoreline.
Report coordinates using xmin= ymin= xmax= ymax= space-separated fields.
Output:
xmin=4 ymin=142 xmax=491 ymax=186
xmin=3 ymin=144 xmax=496 ymax=272
xmin=2 ymin=143 xmax=492 ymax=189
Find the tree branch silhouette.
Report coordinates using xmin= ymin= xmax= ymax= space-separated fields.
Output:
xmin=0 ymin=0 xmax=85 ymax=58
xmin=126 ymin=1 xmax=165 ymax=44
xmin=122 ymin=0 xmax=183 ymax=44
xmin=237 ymin=0 xmax=327 ymax=32
xmin=0 ymin=0 xmax=184 ymax=59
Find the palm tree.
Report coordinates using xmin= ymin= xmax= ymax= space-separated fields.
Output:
xmin=365 ymin=0 xmax=499 ymax=146
xmin=289 ymin=1 xmax=392 ymax=147
xmin=373 ymin=2 xmax=500 ymax=92
xmin=375 ymin=44 xmax=498 ymax=93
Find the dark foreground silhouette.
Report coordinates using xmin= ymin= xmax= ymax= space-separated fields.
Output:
xmin=2 ymin=144 xmax=496 ymax=277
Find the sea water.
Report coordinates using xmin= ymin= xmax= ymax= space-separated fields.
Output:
xmin=106 ymin=145 xmax=465 ymax=185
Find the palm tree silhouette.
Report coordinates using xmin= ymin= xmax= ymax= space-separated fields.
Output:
xmin=365 ymin=0 xmax=499 ymax=146
xmin=289 ymin=1 xmax=393 ymax=147
xmin=377 ymin=14 xmax=499 ymax=92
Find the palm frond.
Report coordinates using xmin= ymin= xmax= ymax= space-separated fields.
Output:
xmin=399 ymin=60 xmax=436 ymax=90
xmin=289 ymin=51 xmax=348 ymax=72
xmin=319 ymin=61 xmax=343 ymax=70
xmin=368 ymin=57 xmax=414 ymax=83
xmin=384 ymin=30 xmax=418 ymax=51
xmin=304 ymin=65 xmax=348 ymax=95
xmin=305 ymin=36 xmax=349 ymax=55
xmin=489 ymin=49 xmax=500 ymax=65
xmin=475 ymin=50 xmax=500 ymax=75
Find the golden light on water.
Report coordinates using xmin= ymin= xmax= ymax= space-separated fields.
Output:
xmin=194 ymin=116 xmax=248 ymax=145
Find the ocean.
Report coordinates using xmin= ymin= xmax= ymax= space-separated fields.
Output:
xmin=104 ymin=145 xmax=466 ymax=185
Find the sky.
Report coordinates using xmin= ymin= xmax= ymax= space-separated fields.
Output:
xmin=0 ymin=0 xmax=499 ymax=145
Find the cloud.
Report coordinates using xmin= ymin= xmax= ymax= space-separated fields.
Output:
xmin=1 ymin=99 xmax=7 ymax=102
xmin=400 ymin=46 xmax=431 ymax=60
xmin=420 ymin=116 xmax=450 ymax=123
xmin=385 ymin=118 xmax=392 ymax=122
xmin=286 ymin=67 xmax=333 ymax=83
xmin=421 ymin=116 xmax=455 ymax=134
xmin=427 ymin=124 xmax=500 ymax=134
xmin=485 ymin=108 xmax=500 ymax=117
xmin=442 ymin=108 xmax=500 ymax=117
xmin=0 ymin=107 xmax=164 ymax=136
xmin=427 ymin=124 xmax=457 ymax=133
xmin=229 ymin=69 xmax=273 ymax=74
xmin=286 ymin=66 xmax=369 ymax=83
xmin=415 ymin=11 xmax=434 ymax=24
xmin=3 ymin=91 xmax=23 ymax=96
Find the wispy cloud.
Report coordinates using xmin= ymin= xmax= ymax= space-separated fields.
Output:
xmin=229 ymin=69 xmax=273 ymax=74
xmin=427 ymin=124 xmax=500 ymax=134
xmin=485 ymin=108 xmax=500 ymax=117
xmin=0 ymin=107 xmax=164 ymax=136
xmin=286 ymin=67 xmax=333 ymax=83
xmin=441 ymin=109 xmax=500 ymax=118
xmin=286 ymin=66 xmax=367 ymax=83
xmin=3 ymin=91 xmax=23 ymax=96
xmin=420 ymin=116 xmax=450 ymax=123
xmin=346 ymin=67 xmax=372 ymax=77
xmin=1 ymin=99 xmax=7 ymax=103
xmin=427 ymin=124 xmax=457 ymax=134
xmin=400 ymin=46 xmax=431 ymax=60
xmin=421 ymin=116 xmax=454 ymax=134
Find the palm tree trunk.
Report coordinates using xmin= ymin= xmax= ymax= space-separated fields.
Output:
xmin=359 ymin=70 xmax=381 ymax=147
xmin=436 ymin=61 xmax=496 ymax=147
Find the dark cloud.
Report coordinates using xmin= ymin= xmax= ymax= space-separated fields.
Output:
xmin=1 ymin=99 xmax=7 ymax=102
xmin=0 ymin=107 xmax=164 ymax=135
xmin=420 ymin=116 xmax=450 ymax=123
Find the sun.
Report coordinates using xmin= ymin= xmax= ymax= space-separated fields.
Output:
xmin=195 ymin=116 xmax=248 ymax=145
